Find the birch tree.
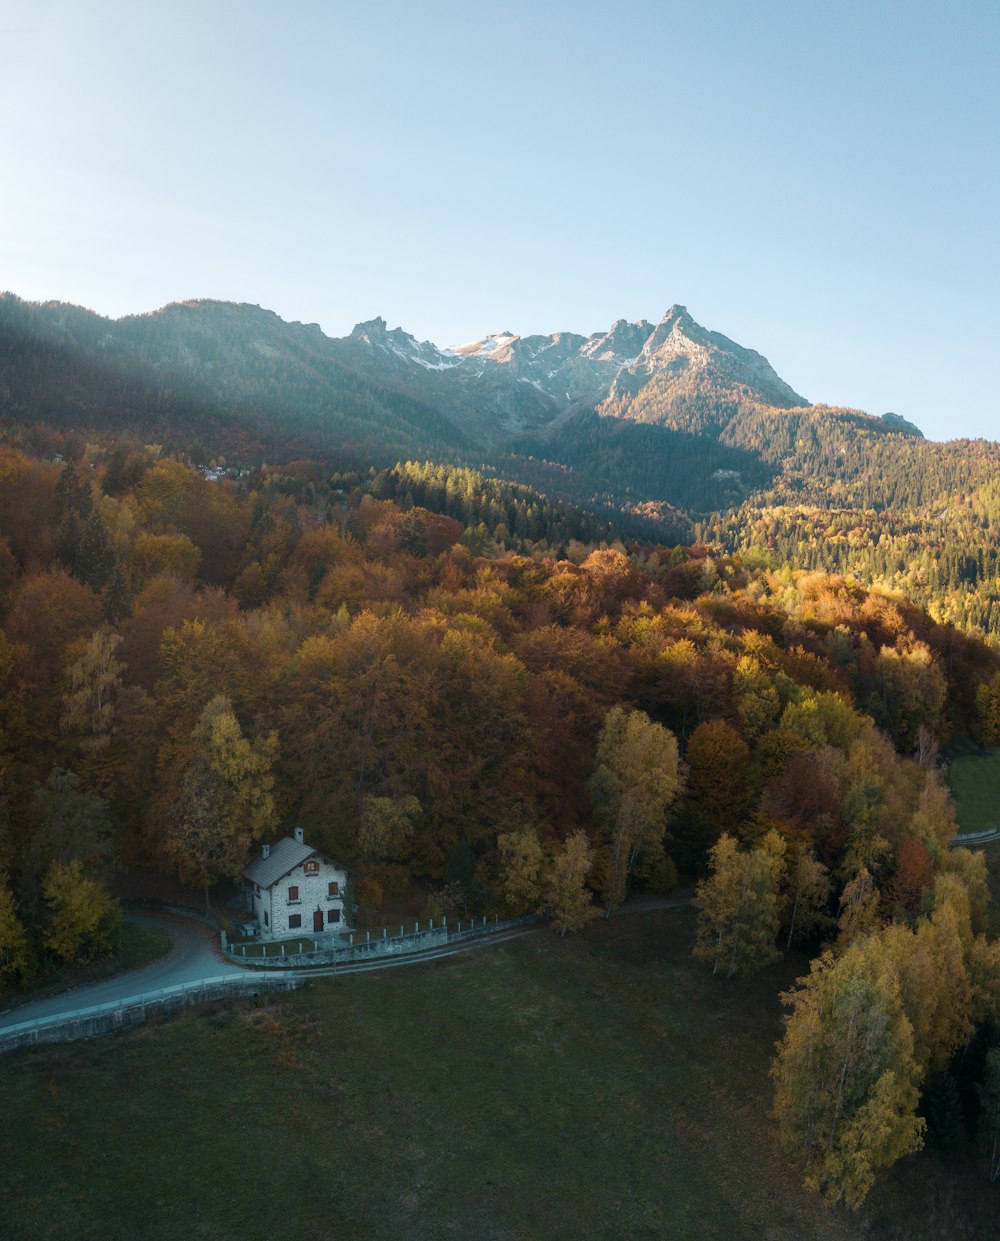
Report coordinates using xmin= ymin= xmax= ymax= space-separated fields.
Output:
xmin=165 ymin=695 xmax=278 ymax=904
xmin=881 ymin=874 xmax=979 ymax=1074
xmin=61 ymin=628 xmax=124 ymax=754
xmin=693 ymin=830 xmax=786 ymax=978
xmin=589 ymin=705 xmax=679 ymax=914
xmin=836 ymin=867 xmax=881 ymax=949
xmin=784 ymin=844 xmax=831 ymax=951
xmin=772 ymin=939 xmax=924 ymax=1207
xmin=943 ymin=847 xmax=991 ymax=934
xmin=546 ymin=831 xmax=594 ymax=935
xmin=496 ymin=827 xmax=545 ymax=915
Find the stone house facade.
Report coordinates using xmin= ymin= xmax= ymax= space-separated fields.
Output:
xmin=243 ymin=827 xmax=349 ymax=940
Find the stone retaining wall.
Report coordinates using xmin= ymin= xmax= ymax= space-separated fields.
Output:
xmin=0 ymin=974 xmax=300 ymax=1055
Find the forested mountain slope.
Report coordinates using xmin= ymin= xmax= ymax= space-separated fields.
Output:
xmin=0 ymin=294 xmax=472 ymax=464
xmin=1 ymin=436 xmax=997 ymax=927
xmin=5 ymin=292 xmax=1000 ymax=635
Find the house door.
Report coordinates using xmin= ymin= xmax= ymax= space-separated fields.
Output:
xmin=313 ymin=910 xmax=324 ymax=933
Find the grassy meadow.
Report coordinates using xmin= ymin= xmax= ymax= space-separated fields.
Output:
xmin=1 ymin=906 xmax=996 ymax=1241
xmin=948 ymin=749 xmax=1000 ymax=834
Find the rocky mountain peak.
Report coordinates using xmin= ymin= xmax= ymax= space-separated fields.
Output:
xmin=641 ymin=305 xmax=706 ymax=355
xmin=336 ymin=303 xmax=809 ymax=436
xmin=350 ymin=316 xmax=389 ymax=343
xmin=661 ymin=304 xmax=690 ymax=322
xmin=581 ymin=317 xmax=654 ymax=363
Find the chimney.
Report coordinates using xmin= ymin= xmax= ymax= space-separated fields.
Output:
xmin=262 ymin=843 xmax=270 ymax=859
xmin=293 ymin=826 xmax=304 ymax=845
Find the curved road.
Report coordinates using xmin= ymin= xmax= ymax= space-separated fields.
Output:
xmin=0 ymin=913 xmax=245 ymax=1033
xmin=0 ymin=894 xmax=693 ymax=1037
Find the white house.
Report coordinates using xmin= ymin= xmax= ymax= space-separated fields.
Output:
xmin=243 ymin=827 xmax=349 ymax=939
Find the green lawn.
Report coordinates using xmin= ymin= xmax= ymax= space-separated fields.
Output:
xmin=0 ymin=909 xmax=994 ymax=1241
xmin=948 ymin=749 xmax=1000 ymax=833
xmin=115 ymin=921 xmax=172 ymax=972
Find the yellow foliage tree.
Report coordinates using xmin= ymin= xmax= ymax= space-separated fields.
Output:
xmin=772 ymin=939 xmax=924 ymax=1208
xmin=42 ymin=859 xmax=120 ymax=964
xmin=496 ymin=827 xmax=545 ymax=916
xmin=546 ymin=831 xmax=595 ymax=935
xmin=975 ymin=671 xmax=1000 ymax=744
xmin=942 ymin=847 xmax=991 ymax=933
xmin=694 ymin=831 xmax=786 ymax=978
xmin=61 ymin=628 xmax=124 ymax=755
xmin=357 ymin=794 xmax=421 ymax=861
xmin=836 ymin=868 xmax=881 ymax=949
xmin=166 ymin=695 xmax=278 ymax=904
xmin=589 ymin=705 xmax=680 ymax=913
xmin=732 ymin=655 xmax=781 ymax=742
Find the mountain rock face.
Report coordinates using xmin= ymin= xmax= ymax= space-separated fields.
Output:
xmin=605 ymin=305 xmax=807 ymax=408
xmin=0 ymin=290 xmax=936 ymax=525
xmin=326 ymin=303 xmax=808 ymax=445
xmin=7 ymin=293 xmax=931 ymax=501
xmin=0 ymin=293 xmax=807 ymax=450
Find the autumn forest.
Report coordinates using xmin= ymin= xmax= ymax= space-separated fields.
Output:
xmin=2 ymin=415 xmax=1000 ymax=1212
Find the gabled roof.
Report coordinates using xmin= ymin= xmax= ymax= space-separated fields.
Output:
xmin=244 ymin=836 xmax=328 ymax=888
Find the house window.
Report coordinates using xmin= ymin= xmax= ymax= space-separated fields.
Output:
xmin=288 ymin=885 xmax=300 ymax=904
xmin=264 ymin=910 xmax=269 ymax=927
xmin=289 ymin=914 xmax=302 ymax=930
xmin=328 ymin=881 xmax=339 ymax=898
xmin=327 ymin=909 xmax=340 ymax=924
xmin=304 ymin=859 xmax=320 ymax=875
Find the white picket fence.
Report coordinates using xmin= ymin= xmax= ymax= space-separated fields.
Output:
xmin=222 ymin=914 xmax=538 ymax=968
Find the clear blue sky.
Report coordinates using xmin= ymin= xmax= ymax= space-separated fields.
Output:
xmin=2 ymin=0 xmax=997 ymax=441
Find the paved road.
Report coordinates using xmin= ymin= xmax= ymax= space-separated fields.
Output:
xmin=0 ymin=914 xmax=245 ymax=1032
xmin=0 ymin=894 xmax=694 ymax=1036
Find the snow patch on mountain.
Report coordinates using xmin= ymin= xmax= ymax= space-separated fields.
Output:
xmin=447 ymin=332 xmax=519 ymax=358
xmin=336 ymin=305 xmax=809 ymax=447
